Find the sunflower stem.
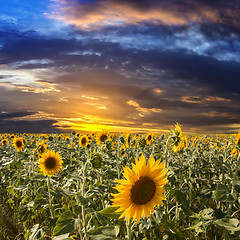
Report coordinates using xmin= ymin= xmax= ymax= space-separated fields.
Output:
xmin=47 ymin=176 xmax=54 ymax=219
xmin=126 ymin=220 xmax=132 ymax=240
xmin=31 ymin=150 xmax=36 ymax=196
xmin=228 ymin=152 xmax=240 ymax=216
xmin=77 ymin=214 xmax=84 ymax=240
xmin=81 ymin=159 xmax=89 ymax=240
xmin=164 ymin=136 xmax=172 ymax=168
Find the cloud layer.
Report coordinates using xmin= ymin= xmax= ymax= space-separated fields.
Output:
xmin=0 ymin=0 xmax=240 ymax=133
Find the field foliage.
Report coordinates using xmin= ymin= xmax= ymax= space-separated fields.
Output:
xmin=0 ymin=129 xmax=240 ymax=240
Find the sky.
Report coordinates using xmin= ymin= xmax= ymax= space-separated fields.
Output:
xmin=0 ymin=0 xmax=240 ymax=134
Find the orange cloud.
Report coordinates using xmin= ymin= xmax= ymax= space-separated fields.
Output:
xmin=48 ymin=0 xmax=239 ymax=28
xmin=127 ymin=99 xmax=162 ymax=115
xmin=200 ymin=111 xmax=238 ymax=118
xmin=181 ymin=95 xmax=231 ymax=104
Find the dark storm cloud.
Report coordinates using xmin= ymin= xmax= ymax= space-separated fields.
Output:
xmin=1 ymin=25 xmax=239 ymax=110
xmin=0 ymin=111 xmax=36 ymax=120
xmin=0 ymin=34 xmax=82 ymax=65
xmin=0 ymin=111 xmax=61 ymax=133
xmin=0 ymin=119 xmax=61 ymax=133
xmin=199 ymin=22 xmax=240 ymax=40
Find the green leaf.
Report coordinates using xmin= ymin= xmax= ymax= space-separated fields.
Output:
xmin=76 ymin=193 xmax=92 ymax=206
xmin=29 ymin=224 xmax=45 ymax=240
xmin=215 ymin=184 xmax=229 ymax=201
xmin=52 ymin=233 xmax=70 ymax=240
xmin=53 ymin=210 xmax=76 ymax=236
xmin=34 ymin=195 xmax=48 ymax=211
xmin=72 ymin=201 xmax=82 ymax=215
xmin=19 ymin=206 xmax=33 ymax=223
xmin=88 ymin=226 xmax=119 ymax=240
xmin=234 ymin=181 xmax=240 ymax=193
xmin=98 ymin=206 xmax=122 ymax=220
xmin=93 ymin=212 xmax=112 ymax=225
xmin=175 ymin=190 xmax=193 ymax=215
xmin=214 ymin=218 xmax=240 ymax=232
xmin=215 ymin=184 xmax=237 ymax=202
xmin=201 ymin=208 xmax=214 ymax=221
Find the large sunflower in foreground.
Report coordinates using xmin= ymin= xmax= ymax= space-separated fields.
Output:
xmin=13 ymin=137 xmax=24 ymax=151
xmin=111 ymin=154 xmax=168 ymax=223
xmin=38 ymin=150 xmax=63 ymax=176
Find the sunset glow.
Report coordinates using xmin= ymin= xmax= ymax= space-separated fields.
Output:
xmin=0 ymin=0 xmax=239 ymax=133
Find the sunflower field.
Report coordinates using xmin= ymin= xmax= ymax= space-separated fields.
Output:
xmin=0 ymin=125 xmax=240 ymax=240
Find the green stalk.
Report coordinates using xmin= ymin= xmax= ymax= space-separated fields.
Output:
xmin=76 ymin=175 xmax=83 ymax=240
xmin=47 ymin=176 xmax=54 ymax=218
xmin=77 ymin=214 xmax=84 ymax=240
xmin=164 ymin=136 xmax=173 ymax=168
xmin=82 ymin=160 xmax=89 ymax=240
xmin=126 ymin=220 xmax=132 ymax=240
xmin=228 ymin=152 xmax=240 ymax=216
xmin=164 ymin=197 xmax=169 ymax=230
xmin=31 ymin=151 xmax=36 ymax=197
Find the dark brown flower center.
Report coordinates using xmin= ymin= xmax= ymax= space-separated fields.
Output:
xmin=45 ymin=157 xmax=57 ymax=170
xmin=16 ymin=140 xmax=23 ymax=148
xmin=3 ymin=140 xmax=7 ymax=145
xmin=237 ymin=138 xmax=240 ymax=146
xmin=100 ymin=134 xmax=107 ymax=142
xmin=130 ymin=176 xmax=156 ymax=205
xmin=39 ymin=145 xmax=45 ymax=153
xmin=81 ymin=137 xmax=87 ymax=145
xmin=147 ymin=135 xmax=152 ymax=141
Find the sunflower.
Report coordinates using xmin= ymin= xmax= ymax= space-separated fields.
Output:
xmin=170 ymin=123 xmax=182 ymax=145
xmin=231 ymin=148 xmax=239 ymax=157
xmin=121 ymin=145 xmax=126 ymax=157
xmin=235 ymin=133 xmax=240 ymax=147
xmin=13 ymin=137 xmax=24 ymax=151
xmin=125 ymin=133 xmax=131 ymax=148
xmin=97 ymin=130 xmax=108 ymax=145
xmin=38 ymin=150 xmax=63 ymax=176
xmin=111 ymin=154 xmax=168 ymax=223
xmin=2 ymin=139 xmax=8 ymax=146
xmin=172 ymin=140 xmax=184 ymax=153
xmin=145 ymin=133 xmax=154 ymax=145
xmin=138 ymin=138 xmax=147 ymax=148
xmin=90 ymin=153 xmax=103 ymax=169
xmin=79 ymin=135 xmax=89 ymax=147
xmin=65 ymin=136 xmax=70 ymax=142
xmin=38 ymin=141 xmax=48 ymax=154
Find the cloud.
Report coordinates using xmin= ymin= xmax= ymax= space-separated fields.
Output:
xmin=49 ymin=0 xmax=240 ymax=29
xmin=1 ymin=5 xmax=240 ymax=133
xmin=127 ymin=99 xmax=162 ymax=114
xmin=0 ymin=111 xmax=61 ymax=133
xmin=0 ymin=119 xmax=60 ymax=133
xmin=0 ymin=111 xmax=36 ymax=120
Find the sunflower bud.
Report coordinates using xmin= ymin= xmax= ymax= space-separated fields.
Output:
xmin=90 ymin=153 xmax=103 ymax=169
